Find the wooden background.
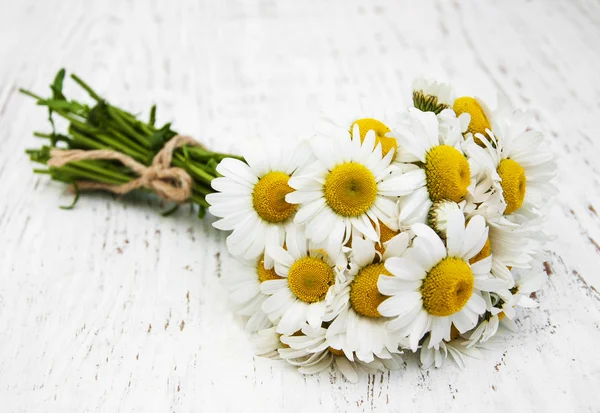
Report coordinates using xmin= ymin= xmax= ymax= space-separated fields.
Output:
xmin=1 ymin=0 xmax=600 ymax=411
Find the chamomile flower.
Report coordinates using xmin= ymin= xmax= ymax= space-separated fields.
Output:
xmin=286 ymin=126 xmax=403 ymax=251
xmin=378 ymin=211 xmax=508 ymax=351
xmin=279 ymin=325 xmax=404 ymax=383
xmin=387 ymin=108 xmax=473 ymax=227
xmin=325 ymin=235 xmax=409 ymax=362
xmin=412 ymin=77 xmax=456 ymax=114
xmin=428 ymin=200 xmax=465 ymax=239
xmin=507 ymin=263 xmax=547 ymax=308
xmin=260 ymin=226 xmax=346 ymax=335
xmin=431 ymin=200 xmax=523 ymax=287
xmin=222 ymin=256 xmax=280 ymax=332
xmin=314 ymin=104 xmax=398 ymax=159
xmin=466 ymin=264 xmax=546 ymax=348
xmin=206 ymin=141 xmax=311 ymax=268
xmin=452 ymin=96 xmax=494 ymax=143
xmin=462 ymin=97 xmax=556 ymax=219
xmin=428 ymin=202 xmax=519 ymax=286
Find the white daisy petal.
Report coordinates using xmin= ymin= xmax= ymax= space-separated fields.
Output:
xmin=334 ymin=356 xmax=359 ymax=383
xmin=276 ymin=300 xmax=309 ymax=334
xmin=352 ymin=237 xmax=376 ymax=268
xmin=216 ymin=158 xmax=258 ymax=187
xmin=446 ymin=210 xmax=465 ymax=257
xmin=378 ymin=169 xmax=426 ymax=196
xmin=377 ymin=292 xmax=421 ymax=317
xmin=466 ymin=293 xmax=486 ymax=314
xmin=384 ymin=257 xmax=426 ymax=281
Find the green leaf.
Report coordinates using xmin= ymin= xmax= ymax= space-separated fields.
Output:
xmin=149 ymin=123 xmax=176 ymax=151
xmin=149 ymin=105 xmax=156 ymax=126
xmin=48 ymin=68 xmax=66 ymax=133
xmin=39 ymin=99 xmax=85 ymax=113
xmin=51 ymin=69 xmax=66 ymax=101
xmin=70 ymin=74 xmax=103 ymax=102
xmin=87 ymin=101 xmax=110 ymax=127
xmin=59 ymin=182 xmax=80 ymax=210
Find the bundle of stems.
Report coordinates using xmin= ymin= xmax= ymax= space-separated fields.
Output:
xmin=21 ymin=69 xmax=242 ymax=217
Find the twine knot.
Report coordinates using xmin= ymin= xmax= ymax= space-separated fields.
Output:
xmin=47 ymin=135 xmax=203 ymax=203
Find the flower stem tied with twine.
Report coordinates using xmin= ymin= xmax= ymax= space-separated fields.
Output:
xmin=21 ymin=69 xmax=243 ymax=218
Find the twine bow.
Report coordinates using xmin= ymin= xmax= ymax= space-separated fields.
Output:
xmin=47 ymin=135 xmax=203 ymax=203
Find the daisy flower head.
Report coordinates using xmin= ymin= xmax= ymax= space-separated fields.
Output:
xmin=279 ymin=325 xmax=404 ymax=383
xmin=314 ymin=102 xmax=398 ymax=160
xmin=465 ymin=262 xmax=546 ymax=348
xmin=221 ymin=256 xmax=281 ymax=332
xmin=378 ymin=210 xmax=509 ymax=351
xmin=206 ymin=140 xmax=312 ymax=267
xmin=286 ymin=125 xmax=404 ymax=251
xmin=452 ymin=95 xmax=494 ymax=144
xmin=386 ymin=108 xmax=473 ymax=227
xmin=260 ymin=225 xmax=346 ymax=335
xmin=444 ymin=199 xmax=531 ymax=287
xmin=465 ymin=105 xmax=556 ymax=221
xmin=412 ymin=77 xmax=456 ymax=115
xmin=325 ymin=234 xmax=410 ymax=363
xmin=485 ymin=262 xmax=546 ymax=324
xmin=427 ymin=200 xmax=466 ymax=239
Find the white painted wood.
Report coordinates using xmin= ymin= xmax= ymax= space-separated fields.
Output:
xmin=1 ymin=0 xmax=600 ymax=411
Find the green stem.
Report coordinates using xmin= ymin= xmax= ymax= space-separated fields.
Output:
xmin=173 ymin=156 xmax=216 ymax=185
xmin=70 ymin=74 xmax=103 ymax=102
xmin=20 ymin=88 xmax=45 ymax=100
xmin=53 ymin=164 xmax=125 ymax=185
xmin=70 ymin=160 xmax=133 ymax=183
xmin=106 ymin=106 xmax=152 ymax=149
xmin=22 ymin=69 xmax=237 ymax=217
xmin=69 ymin=130 xmax=107 ymax=150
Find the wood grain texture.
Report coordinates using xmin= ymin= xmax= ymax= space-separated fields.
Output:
xmin=1 ymin=0 xmax=600 ymax=411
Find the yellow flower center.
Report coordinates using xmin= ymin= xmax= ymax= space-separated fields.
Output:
xmin=252 ymin=171 xmax=296 ymax=223
xmin=257 ymin=256 xmax=282 ymax=283
xmin=498 ymin=312 xmax=506 ymax=321
xmin=350 ymin=118 xmax=397 ymax=158
xmin=421 ymin=257 xmax=474 ymax=317
xmin=469 ymin=237 xmax=491 ymax=265
xmin=324 ymin=162 xmax=378 ymax=217
xmin=350 ymin=263 xmax=392 ymax=318
xmin=287 ymin=256 xmax=335 ymax=303
xmin=497 ymin=159 xmax=526 ymax=215
xmin=328 ymin=347 xmax=345 ymax=356
xmin=424 ymin=145 xmax=470 ymax=203
xmin=453 ymin=97 xmax=491 ymax=144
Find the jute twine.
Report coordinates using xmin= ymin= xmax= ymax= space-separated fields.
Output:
xmin=47 ymin=135 xmax=203 ymax=204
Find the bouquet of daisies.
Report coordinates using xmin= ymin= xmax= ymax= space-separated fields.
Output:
xmin=24 ymin=73 xmax=555 ymax=383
